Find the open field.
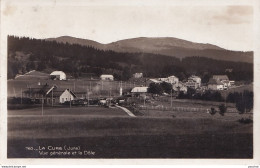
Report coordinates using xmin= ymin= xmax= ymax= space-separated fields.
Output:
xmin=8 ymin=106 xmax=128 ymax=116
xmin=8 ymin=106 xmax=253 ymax=158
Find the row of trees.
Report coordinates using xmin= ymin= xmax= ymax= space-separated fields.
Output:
xmin=177 ymin=88 xmax=224 ymax=102
xmin=147 ymin=82 xmax=173 ymax=95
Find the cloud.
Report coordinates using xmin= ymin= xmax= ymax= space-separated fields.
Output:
xmin=227 ymin=6 xmax=253 ymax=15
xmin=212 ymin=6 xmax=253 ymax=24
xmin=3 ymin=4 xmax=17 ymax=16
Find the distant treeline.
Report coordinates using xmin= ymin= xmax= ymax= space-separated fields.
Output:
xmin=8 ymin=36 xmax=253 ymax=82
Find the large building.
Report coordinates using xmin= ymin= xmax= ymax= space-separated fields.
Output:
xmin=188 ymin=75 xmax=201 ymax=87
xmin=212 ymin=75 xmax=231 ymax=89
xmin=185 ymin=75 xmax=201 ymax=89
xmin=50 ymin=71 xmax=66 ymax=80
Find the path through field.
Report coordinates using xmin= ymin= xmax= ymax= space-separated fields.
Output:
xmin=115 ymin=105 xmax=136 ymax=117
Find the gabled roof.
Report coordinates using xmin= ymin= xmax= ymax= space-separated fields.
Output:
xmin=168 ymin=75 xmax=178 ymax=78
xmin=25 ymin=70 xmax=50 ymax=76
xmin=213 ymin=75 xmax=229 ymax=81
xmin=50 ymin=71 xmax=66 ymax=76
xmin=62 ymin=89 xmax=77 ymax=98
xmin=25 ymin=83 xmax=53 ymax=94
xmin=208 ymin=78 xmax=223 ymax=85
xmin=131 ymin=87 xmax=148 ymax=93
xmin=149 ymin=79 xmax=161 ymax=83
xmin=15 ymin=70 xmax=49 ymax=79
xmin=189 ymin=75 xmax=201 ymax=79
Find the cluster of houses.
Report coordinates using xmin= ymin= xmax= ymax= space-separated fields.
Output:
xmin=131 ymin=73 xmax=235 ymax=95
xmin=15 ymin=69 xmax=235 ymax=105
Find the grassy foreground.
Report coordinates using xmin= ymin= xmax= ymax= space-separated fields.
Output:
xmin=8 ymin=114 xmax=253 ymax=158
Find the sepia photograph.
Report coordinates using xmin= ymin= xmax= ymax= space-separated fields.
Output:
xmin=0 ymin=0 xmax=259 ymax=165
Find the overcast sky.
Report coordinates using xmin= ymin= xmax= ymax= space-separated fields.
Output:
xmin=1 ymin=0 xmax=255 ymax=51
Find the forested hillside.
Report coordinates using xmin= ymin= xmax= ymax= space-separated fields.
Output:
xmin=8 ymin=36 xmax=253 ymax=82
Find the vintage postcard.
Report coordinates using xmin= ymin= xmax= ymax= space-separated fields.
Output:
xmin=0 ymin=0 xmax=260 ymax=166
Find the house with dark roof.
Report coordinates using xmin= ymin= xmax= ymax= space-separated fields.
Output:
xmin=212 ymin=75 xmax=231 ymax=89
xmin=24 ymin=83 xmax=77 ymax=104
xmin=213 ymin=75 xmax=229 ymax=81
xmin=207 ymin=78 xmax=224 ymax=90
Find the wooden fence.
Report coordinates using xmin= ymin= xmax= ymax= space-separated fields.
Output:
xmin=138 ymin=105 xmax=239 ymax=113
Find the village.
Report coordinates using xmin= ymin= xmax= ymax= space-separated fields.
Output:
xmin=8 ymin=69 xmax=248 ymax=116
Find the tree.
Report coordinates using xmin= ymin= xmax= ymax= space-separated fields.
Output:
xmin=187 ymin=88 xmax=196 ymax=99
xmin=160 ymin=82 xmax=172 ymax=94
xmin=210 ymin=107 xmax=216 ymax=115
xmin=37 ymin=61 xmax=46 ymax=71
xmin=235 ymin=90 xmax=253 ymax=114
xmin=218 ymin=104 xmax=227 ymax=116
xmin=122 ymin=67 xmax=131 ymax=81
xmin=148 ymin=83 xmax=163 ymax=95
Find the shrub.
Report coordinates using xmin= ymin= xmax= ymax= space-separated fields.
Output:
xmin=210 ymin=107 xmax=216 ymax=115
xmin=238 ymin=118 xmax=253 ymax=124
xmin=218 ymin=104 xmax=227 ymax=116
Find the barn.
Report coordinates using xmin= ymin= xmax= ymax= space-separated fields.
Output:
xmin=50 ymin=71 xmax=66 ymax=80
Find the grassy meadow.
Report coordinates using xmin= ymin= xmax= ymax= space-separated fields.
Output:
xmin=8 ymin=106 xmax=253 ymax=158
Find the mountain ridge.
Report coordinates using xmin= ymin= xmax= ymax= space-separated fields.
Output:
xmin=46 ymin=36 xmax=253 ymax=63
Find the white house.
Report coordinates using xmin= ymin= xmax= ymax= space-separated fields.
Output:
xmin=188 ymin=75 xmax=201 ymax=87
xmin=100 ymin=74 xmax=114 ymax=81
xmin=173 ymin=81 xmax=187 ymax=93
xmin=59 ymin=89 xmax=77 ymax=103
xmin=185 ymin=79 xmax=200 ymax=89
xmin=207 ymin=78 xmax=224 ymax=90
xmin=167 ymin=75 xmax=179 ymax=85
xmin=133 ymin=73 xmax=143 ymax=78
xmin=229 ymin=81 xmax=235 ymax=86
xmin=50 ymin=71 xmax=66 ymax=80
